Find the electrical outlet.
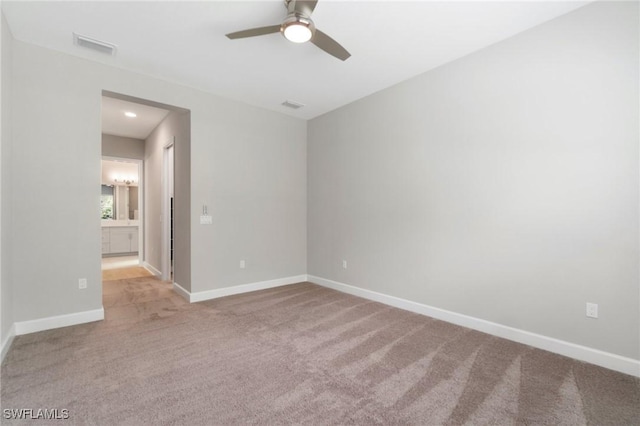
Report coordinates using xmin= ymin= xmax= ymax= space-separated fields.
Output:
xmin=342 ymin=260 xmax=347 ymax=269
xmin=78 ymin=278 xmax=87 ymax=290
xmin=240 ymin=260 xmax=246 ymax=269
xmin=586 ymin=302 xmax=598 ymax=318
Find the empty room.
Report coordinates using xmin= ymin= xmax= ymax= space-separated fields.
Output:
xmin=0 ymin=0 xmax=638 ymax=424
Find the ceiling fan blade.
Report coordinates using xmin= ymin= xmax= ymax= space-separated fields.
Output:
xmin=311 ymin=29 xmax=351 ymax=61
xmin=293 ymin=0 xmax=319 ymax=17
xmin=226 ymin=25 xmax=281 ymax=40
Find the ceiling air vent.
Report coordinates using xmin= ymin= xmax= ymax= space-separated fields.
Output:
xmin=281 ymin=100 xmax=305 ymax=110
xmin=73 ymin=33 xmax=117 ymax=55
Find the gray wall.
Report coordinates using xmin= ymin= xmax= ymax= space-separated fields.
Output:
xmin=174 ymin=112 xmax=190 ymax=291
xmin=1 ymin=11 xmax=13 ymax=347
xmin=191 ymin=108 xmax=307 ymax=291
xmin=144 ymin=110 xmax=191 ymax=290
xmin=9 ymin=38 xmax=307 ymax=322
xmin=101 ymin=134 xmax=145 ymax=160
xmin=308 ymin=1 xmax=639 ymax=359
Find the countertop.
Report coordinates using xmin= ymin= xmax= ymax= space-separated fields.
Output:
xmin=101 ymin=220 xmax=139 ymax=228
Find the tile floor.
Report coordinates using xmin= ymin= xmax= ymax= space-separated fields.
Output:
xmin=102 ymin=255 xmax=139 ymax=270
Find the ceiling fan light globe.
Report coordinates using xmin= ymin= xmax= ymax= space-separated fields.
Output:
xmin=284 ymin=24 xmax=312 ymax=43
xmin=281 ymin=16 xmax=314 ymax=43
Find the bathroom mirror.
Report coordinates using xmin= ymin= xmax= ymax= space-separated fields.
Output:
xmin=101 ymin=158 xmax=140 ymax=220
xmin=101 ymin=184 xmax=139 ymax=220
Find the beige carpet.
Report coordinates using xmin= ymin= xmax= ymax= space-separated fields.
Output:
xmin=102 ymin=266 xmax=153 ymax=281
xmin=2 ymin=279 xmax=639 ymax=424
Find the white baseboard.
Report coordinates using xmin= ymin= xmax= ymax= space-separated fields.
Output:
xmin=14 ymin=308 xmax=104 ymax=336
xmin=1 ymin=323 xmax=16 ymax=363
xmin=142 ymin=262 xmax=161 ymax=277
xmin=308 ymin=275 xmax=640 ymax=378
xmin=173 ymin=282 xmax=190 ymax=301
xmin=175 ymin=275 xmax=308 ymax=303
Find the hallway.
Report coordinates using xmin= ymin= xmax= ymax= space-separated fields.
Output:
xmin=102 ymin=276 xmax=186 ymax=325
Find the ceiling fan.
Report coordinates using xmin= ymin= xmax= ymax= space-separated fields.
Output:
xmin=226 ymin=0 xmax=351 ymax=61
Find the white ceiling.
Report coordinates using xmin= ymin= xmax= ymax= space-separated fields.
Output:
xmin=102 ymin=96 xmax=170 ymax=139
xmin=3 ymin=0 xmax=590 ymax=120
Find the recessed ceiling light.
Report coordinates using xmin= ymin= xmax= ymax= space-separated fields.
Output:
xmin=124 ymin=112 xmax=137 ymax=118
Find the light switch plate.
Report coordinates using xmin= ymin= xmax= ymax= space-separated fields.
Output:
xmin=200 ymin=215 xmax=212 ymax=225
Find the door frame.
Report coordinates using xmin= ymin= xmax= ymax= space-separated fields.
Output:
xmin=101 ymin=156 xmax=144 ymax=265
xmin=161 ymin=139 xmax=175 ymax=282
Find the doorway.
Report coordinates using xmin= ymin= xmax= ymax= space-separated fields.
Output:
xmin=100 ymin=94 xmax=170 ymax=284
xmin=100 ymin=156 xmax=144 ymax=279
xmin=100 ymin=90 xmax=191 ymax=299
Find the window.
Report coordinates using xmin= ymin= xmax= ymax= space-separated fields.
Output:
xmin=101 ymin=185 xmax=115 ymax=219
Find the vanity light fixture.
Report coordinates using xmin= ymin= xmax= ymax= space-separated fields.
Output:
xmin=114 ymin=178 xmax=135 ymax=185
xmin=124 ymin=111 xmax=137 ymax=118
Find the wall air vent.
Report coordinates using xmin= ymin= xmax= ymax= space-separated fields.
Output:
xmin=73 ymin=33 xmax=117 ymax=55
xmin=281 ymin=100 xmax=305 ymax=109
